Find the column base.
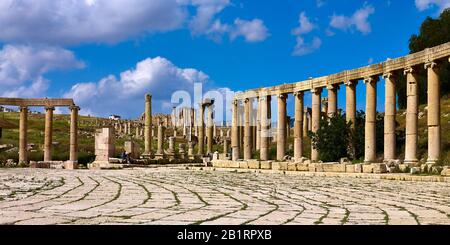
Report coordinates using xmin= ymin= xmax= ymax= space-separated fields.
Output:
xmin=426 ymin=159 xmax=439 ymax=165
xmin=404 ymin=159 xmax=419 ymax=166
xmin=154 ymin=153 xmax=165 ymax=160
xmin=64 ymin=161 xmax=78 ymax=170
xmin=141 ymin=153 xmax=154 ymax=159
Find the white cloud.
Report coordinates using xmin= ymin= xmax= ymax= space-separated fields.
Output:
xmin=230 ymin=18 xmax=269 ymax=42
xmin=189 ymin=0 xmax=231 ymax=35
xmin=330 ymin=4 xmax=375 ymax=35
xmin=63 ymin=57 xmax=213 ymax=117
xmin=0 ymin=0 xmax=187 ymax=45
xmin=292 ymin=12 xmax=317 ymax=36
xmin=292 ymin=36 xmax=322 ymax=56
xmin=415 ymin=0 xmax=450 ymax=12
xmin=0 ymin=44 xmax=84 ymax=97
xmin=291 ymin=12 xmax=321 ymax=56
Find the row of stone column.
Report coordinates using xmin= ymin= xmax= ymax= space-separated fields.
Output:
xmin=231 ymin=61 xmax=442 ymax=164
xmin=19 ymin=105 xmax=79 ymax=165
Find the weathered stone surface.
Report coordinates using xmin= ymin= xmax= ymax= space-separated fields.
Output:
xmin=260 ymin=161 xmax=272 ymax=170
xmin=296 ymin=163 xmax=309 ymax=171
xmin=322 ymin=163 xmax=346 ymax=173
xmin=373 ymin=163 xmax=388 ymax=174
xmin=362 ymin=164 xmax=374 ymax=173
xmin=345 ymin=164 xmax=356 ymax=173
xmin=239 ymin=161 xmax=248 ymax=169
xmin=410 ymin=167 xmax=421 ymax=175
xmin=441 ymin=167 xmax=450 ymax=176
xmin=287 ymin=162 xmax=297 ymax=171
xmin=0 ymin=168 xmax=449 ymax=225
xmin=247 ymin=160 xmax=260 ymax=169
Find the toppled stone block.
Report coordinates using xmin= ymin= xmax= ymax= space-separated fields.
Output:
xmin=247 ymin=160 xmax=260 ymax=169
xmin=239 ymin=161 xmax=248 ymax=169
xmin=398 ymin=164 xmax=410 ymax=173
xmin=260 ymin=161 xmax=272 ymax=170
xmin=30 ymin=161 xmax=50 ymax=168
xmin=296 ymin=163 xmax=309 ymax=171
xmin=362 ymin=164 xmax=374 ymax=173
xmin=410 ymin=167 xmax=421 ymax=175
xmin=287 ymin=162 xmax=297 ymax=171
xmin=431 ymin=166 xmax=443 ymax=175
xmin=373 ymin=163 xmax=388 ymax=174
xmin=441 ymin=167 xmax=450 ymax=176
xmin=322 ymin=163 xmax=345 ymax=172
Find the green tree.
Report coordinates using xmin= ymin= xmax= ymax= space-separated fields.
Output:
xmin=398 ymin=8 xmax=450 ymax=109
xmin=309 ymin=114 xmax=352 ymax=162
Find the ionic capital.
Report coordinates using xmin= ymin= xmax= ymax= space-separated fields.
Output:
xmin=278 ymin=93 xmax=287 ymax=99
xmin=310 ymin=87 xmax=322 ymax=94
xmin=363 ymin=76 xmax=379 ymax=84
xmin=424 ymin=61 xmax=438 ymax=70
xmin=145 ymin=93 xmax=152 ymax=102
xmin=382 ymin=72 xmax=394 ymax=79
xmin=293 ymin=91 xmax=304 ymax=97
xmin=19 ymin=106 xmax=28 ymax=112
xmin=44 ymin=106 xmax=55 ymax=111
xmin=344 ymin=80 xmax=357 ymax=87
xmin=326 ymin=83 xmax=339 ymax=90
xmin=403 ymin=67 xmax=415 ymax=75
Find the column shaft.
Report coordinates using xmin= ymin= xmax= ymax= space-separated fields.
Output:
xmin=69 ymin=106 xmax=79 ymax=164
xmin=244 ymin=98 xmax=252 ymax=160
xmin=327 ymin=85 xmax=338 ymax=117
xmin=198 ymin=105 xmax=205 ymax=155
xmin=44 ymin=106 xmax=54 ymax=162
xmin=426 ymin=62 xmax=441 ymax=164
xmin=364 ymin=77 xmax=378 ymax=163
xmin=311 ymin=88 xmax=322 ymax=162
xmin=19 ymin=106 xmax=28 ymax=164
xmin=260 ymin=96 xmax=271 ymax=161
xmin=231 ymin=100 xmax=240 ymax=161
xmin=294 ymin=92 xmax=304 ymax=161
xmin=277 ymin=94 xmax=287 ymax=161
xmin=384 ymin=73 xmax=396 ymax=161
xmin=404 ymin=68 xmax=419 ymax=165
xmin=207 ymin=105 xmax=214 ymax=154
xmin=256 ymin=99 xmax=261 ymax=151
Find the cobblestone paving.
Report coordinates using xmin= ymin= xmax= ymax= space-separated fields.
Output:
xmin=1 ymin=168 xmax=450 ymax=225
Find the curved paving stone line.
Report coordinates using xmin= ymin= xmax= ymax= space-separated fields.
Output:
xmin=0 ymin=168 xmax=449 ymax=225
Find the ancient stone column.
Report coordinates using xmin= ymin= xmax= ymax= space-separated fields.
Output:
xmin=260 ymin=95 xmax=271 ymax=161
xmin=383 ymin=72 xmax=396 ymax=161
xmin=207 ymin=104 xmax=214 ymax=154
xmin=404 ymin=67 xmax=419 ymax=165
xmin=311 ymin=88 xmax=322 ymax=162
xmin=19 ymin=106 xmax=28 ymax=164
xmin=44 ymin=106 xmax=54 ymax=162
xmin=198 ymin=104 xmax=205 ymax=156
xmin=327 ymin=84 xmax=338 ymax=118
xmin=244 ymin=98 xmax=252 ymax=160
xmin=294 ymin=91 xmax=304 ymax=161
xmin=426 ymin=61 xmax=441 ymax=164
xmin=223 ymin=137 xmax=229 ymax=154
xmin=168 ymin=137 xmax=175 ymax=154
xmin=127 ymin=121 xmax=132 ymax=135
xmin=364 ymin=76 xmax=378 ymax=163
xmin=144 ymin=94 xmax=152 ymax=156
xmin=188 ymin=141 xmax=194 ymax=159
xmin=256 ymin=97 xmax=261 ymax=151
xmin=277 ymin=93 xmax=287 ymax=161
xmin=345 ymin=80 xmax=357 ymax=127
xmin=69 ymin=106 xmax=80 ymax=165
xmin=345 ymin=80 xmax=357 ymax=158
xmin=303 ymin=107 xmax=309 ymax=136
xmin=156 ymin=122 xmax=165 ymax=157
xmin=231 ymin=100 xmax=240 ymax=161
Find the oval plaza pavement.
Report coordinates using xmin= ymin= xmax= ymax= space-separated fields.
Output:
xmin=0 ymin=167 xmax=449 ymax=225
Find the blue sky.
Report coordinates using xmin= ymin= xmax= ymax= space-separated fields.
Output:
xmin=0 ymin=0 xmax=448 ymax=119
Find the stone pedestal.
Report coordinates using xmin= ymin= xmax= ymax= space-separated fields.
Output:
xmin=94 ymin=127 xmax=115 ymax=163
xmin=124 ymin=141 xmax=139 ymax=159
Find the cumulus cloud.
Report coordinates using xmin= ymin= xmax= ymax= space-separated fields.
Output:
xmin=63 ymin=57 xmax=215 ymax=117
xmin=0 ymin=0 xmax=187 ymax=45
xmin=415 ymin=0 xmax=450 ymax=12
xmin=330 ymin=4 xmax=375 ymax=35
xmin=230 ymin=18 xmax=269 ymax=42
xmin=189 ymin=0 xmax=231 ymax=35
xmin=292 ymin=36 xmax=322 ymax=56
xmin=291 ymin=12 xmax=321 ymax=56
xmin=0 ymin=44 xmax=84 ymax=97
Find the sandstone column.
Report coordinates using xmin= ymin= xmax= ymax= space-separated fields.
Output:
xmin=19 ymin=106 xmax=28 ymax=164
xmin=231 ymin=100 xmax=240 ymax=161
xmin=207 ymin=104 xmax=214 ymax=154
xmin=198 ymin=104 xmax=205 ymax=156
xmin=364 ymin=76 xmax=378 ymax=163
xmin=44 ymin=106 xmax=54 ymax=162
xmin=223 ymin=137 xmax=229 ymax=154
xmin=327 ymin=84 xmax=338 ymax=118
xmin=260 ymin=96 xmax=271 ymax=161
xmin=69 ymin=106 xmax=79 ymax=166
xmin=256 ymin=98 xmax=261 ymax=151
xmin=345 ymin=80 xmax=357 ymax=158
xmin=383 ymin=72 xmax=396 ymax=161
xmin=144 ymin=94 xmax=152 ymax=156
xmin=277 ymin=93 xmax=287 ymax=161
xmin=294 ymin=91 xmax=304 ymax=161
xmin=156 ymin=121 xmax=165 ymax=156
xmin=303 ymin=107 xmax=309 ymax=136
xmin=426 ymin=61 xmax=441 ymax=164
xmin=244 ymin=98 xmax=252 ymax=160
xmin=404 ymin=67 xmax=419 ymax=165
xmin=311 ymin=88 xmax=322 ymax=162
